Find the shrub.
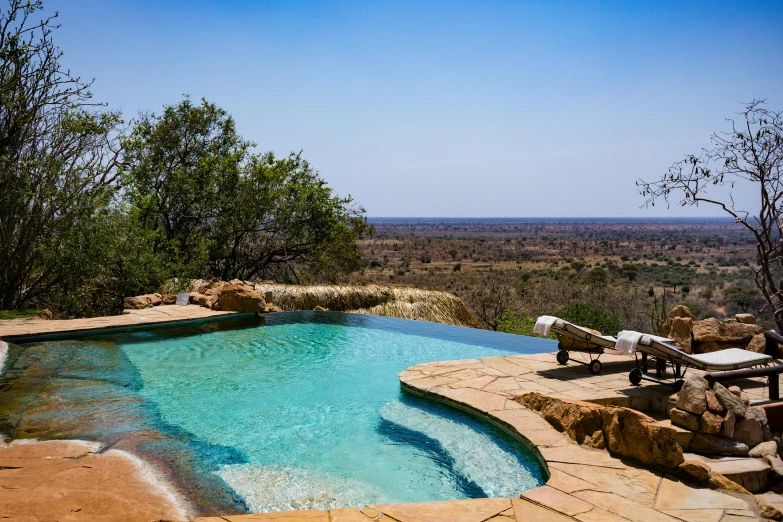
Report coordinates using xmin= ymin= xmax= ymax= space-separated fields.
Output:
xmin=558 ymin=303 xmax=621 ymax=335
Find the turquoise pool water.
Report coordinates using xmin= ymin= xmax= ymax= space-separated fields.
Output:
xmin=116 ymin=312 xmax=555 ymax=512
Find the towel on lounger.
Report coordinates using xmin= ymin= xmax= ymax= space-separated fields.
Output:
xmin=616 ymin=330 xmax=644 ymax=354
xmin=534 ymin=315 xmax=558 ymax=336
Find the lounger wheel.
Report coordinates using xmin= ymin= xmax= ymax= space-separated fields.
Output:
xmin=629 ymin=368 xmax=642 ymax=386
xmin=556 ymin=350 xmax=569 ymax=365
xmin=672 ymin=380 xmax=685 ymax=393
xmin=588 ymin=360 xmax=602 ymax=375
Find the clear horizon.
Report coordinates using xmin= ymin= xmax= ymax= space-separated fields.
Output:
xmin=50 ymin=0 xmax=783 ymax=218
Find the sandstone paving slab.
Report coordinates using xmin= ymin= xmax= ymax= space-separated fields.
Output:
xmin=481 ymin=376 xmax=523 ymax=393
xmin=654 ymin=477 xmax=751 ymax=511
xmin=659 ymin=509 xmax=725 ymax=522
xmin=328 ymin=508 xmax=376 ymax=521
xmin=441 ymin=368 xmax=485 ymax=380
xmin=0 ymin=440 xmax=188 ymax=522
xmin=540 ymin=445 xmax=627 ymax=469
xmin=546 ymin=468 xmax=597 ymax=494
xmin=403 ymin=375 xmax=460 ymax=389
xmin=425 ymin=385 xmax=508 ymax=412
xmin=428 ymin=359 xmax=483 ymax=367
xmin=448 ymin=375 xmax=498 ymax=389
xmin=548 ymin=462 xmax=660 ymax=507
xmin=370 ymin=498 xmax=511 ymax=522
xmin=575 ymin=507 xmax=636 ymax=522
xmin=720 ymin=515 xmax=759 ymax=521
xmin=0 ymin=305 xmax=238 ymax=341
xmin=510 ymin=380 xmax=558 ymax=394
xmin=480 ymin=357 xmax=536 ymax=376
xmin=726 ymin=508 xmax=760 ymax=515
xmin=222 ymin=511 xmax=329 ymax=522
xmin=510 ymin=498 xmax=578 ymax=521
xmin=572 ymin=490 xmax=681 ymax=522
xmin=521 ymin=485 xmax=594 ymax=516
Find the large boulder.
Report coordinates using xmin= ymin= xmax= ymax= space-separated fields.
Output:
xmin=747 ymin=333 xmax=767 ymax=354
xmin=670 ymin=408 xmax=700 ymax=431
xmin=600 ymin=407 xmax=684 ymax=469
xmin=661 ymin=305 xmax=695 ymax=353
xmin=705 ymin=390 xmax=724 ymax=414
xmin=123 ymin=295 xmax=152 ymax=309
xmin=692 ymin=317 xmax=764 ymax=353
xmin=721 ymin=410 xmax=737 ymax=438
xmin=736 ymin=313 xmax=757 ymax=325
xmin=735 ymin=418 xmax=764 ymax=448
xmin=701 ymin=411 xmax=723 ymax=435
xmin=517 ymin=392 xmax=684 ymax=469
xmin=749 ymin=441 xmax=778 ymax=458
xmin=515 ymin=393 xmax=603 ymax=447
xmin=668 ymin=317 xmax=695 ymax=353
xmin=713 ymin=382 xmax=748 ymax=418
xmin=210 ymin=284 xmax=264 ymax=313
xmin=675 ymin=374 xmax=710 ymax=415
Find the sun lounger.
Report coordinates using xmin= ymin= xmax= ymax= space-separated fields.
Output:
xmin=618 ymin=330 xmax=774 ymax=391
xmin=534 ymin=316 xmax=619 ymax=374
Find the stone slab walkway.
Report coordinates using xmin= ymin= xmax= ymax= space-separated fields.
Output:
xmin=0 ymin=304 xmax=240 ymax=342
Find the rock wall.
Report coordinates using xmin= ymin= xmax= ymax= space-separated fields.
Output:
xmin=659 ymin=305 xmax=766 ymax=354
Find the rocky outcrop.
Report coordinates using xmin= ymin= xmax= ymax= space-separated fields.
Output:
xmin=692 ymin=317 xmax=764 ymax=353
xmin=661 ymin=305 xmax=695 ymax=353
xmin=124 ymin=278 xmax=282 ymax=314
xmin=517 ymin=392 xmax=684 ymax=469
xmin=670 ymin=379 xmax=778 ymax=460
xmin=675 ymin=374 xmax=709 ymax=415
xmin=515 ymin=392 xmax=604 ymax=447
xmin=122 ymin=294 xmax=161 ymax=309
xmin=657 ymin=305 xmax=768 ymax=354
xmin=209 ymin=284 xmax=264 ymax=313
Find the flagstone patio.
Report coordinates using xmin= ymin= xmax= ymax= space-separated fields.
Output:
xmin=0 ymin=304 xmax=241 ymax=341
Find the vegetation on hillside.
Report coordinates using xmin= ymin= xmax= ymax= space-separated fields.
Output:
xmin=345 ymin=219 xmax=769 ymax=334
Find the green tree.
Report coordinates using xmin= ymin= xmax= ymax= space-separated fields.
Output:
xmin=0 ymin=0 xmax=123 ymax=311
xmin=558 ymin=303 xmax=621 ymax=335
xmin=723 ymin=285 xmax=759 ymax=313
xmin=123 ymin=97 xmax=370 ymax=283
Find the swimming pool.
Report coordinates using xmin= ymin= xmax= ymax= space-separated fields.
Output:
xmin=3 ymin=312 xmax=556 ymax=513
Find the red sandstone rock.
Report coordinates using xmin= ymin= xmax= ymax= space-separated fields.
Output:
xmin=123 ymin=295 xmax=152 ymax=309
xmin=210 ymin=284 xmax=264 ymax=313
xmin=517 ymin=392 xmax=684 ymax=469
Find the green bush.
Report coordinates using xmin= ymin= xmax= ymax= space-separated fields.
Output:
xmin=558 ymin=303 xmax=621 ymax=335
xmin=496 ymin=311 xmax=558 ymax=338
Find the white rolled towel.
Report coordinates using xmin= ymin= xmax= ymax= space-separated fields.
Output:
xmin=615 ymin=330 xmax=644 ymax=355
xmin=534 ymin=315 xmax=558 ymax=336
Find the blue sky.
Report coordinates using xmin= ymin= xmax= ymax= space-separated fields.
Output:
xmin=49 ymin=0 xmax=783 ymax=217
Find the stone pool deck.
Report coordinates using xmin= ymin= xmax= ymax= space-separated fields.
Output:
xmin=0 ymin=311 xmax=775 ymax=521
xmin=0 ymin=304 xmax=238 ymax=341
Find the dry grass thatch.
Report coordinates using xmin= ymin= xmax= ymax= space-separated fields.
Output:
xmin=254 ymin=283 xmax=479 ymax=328
xmin=162 ymin=280 xmax=478 ymax=328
